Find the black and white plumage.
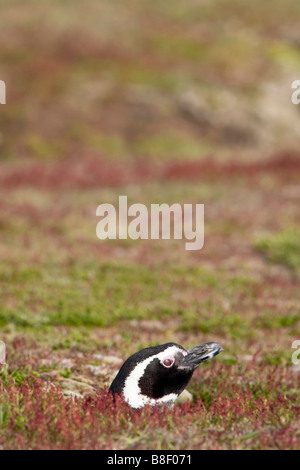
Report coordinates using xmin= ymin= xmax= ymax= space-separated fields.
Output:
xmin=109 ymin=341 xmax=223 ymax=409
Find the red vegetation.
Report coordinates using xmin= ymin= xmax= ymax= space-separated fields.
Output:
xmin=0 ymin=153 xmax=156 ymax=190
xmin=163 ymin=151 xmax=300 ymax=182
xmin=0 ymin=365 xmax=299 ymax=450
xmin=1 ymin=152 xmax=299 ymax=190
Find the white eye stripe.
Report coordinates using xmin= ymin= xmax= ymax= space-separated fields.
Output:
xmin=122 ymin=345 xmax=182 ymax=408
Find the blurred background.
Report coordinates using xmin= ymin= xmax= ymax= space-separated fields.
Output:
xmin=1 ymin=0 xmax=300 ymax=164
xmin=0 ymin=0 xmax=300 ymax=379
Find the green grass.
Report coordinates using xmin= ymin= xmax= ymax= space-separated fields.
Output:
xmin=256 ymin=228 xmax=300 ymax=278
xmin=1 ymin=259 xmax=298 ymax=356
xmin=131 ymin=133 xmax=213 ymax=160
xmin=0 ymin=262 xmax=254 ymax=329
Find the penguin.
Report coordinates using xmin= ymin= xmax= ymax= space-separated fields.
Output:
xmin=109 ymin=341 xmax=223 ymax=409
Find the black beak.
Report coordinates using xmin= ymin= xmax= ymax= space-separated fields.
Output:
xmin=181 ymin=342 xmax=223 ymax=369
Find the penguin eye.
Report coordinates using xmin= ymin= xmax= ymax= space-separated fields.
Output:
xmin=161 ymin=357 xmax=175 ymax=368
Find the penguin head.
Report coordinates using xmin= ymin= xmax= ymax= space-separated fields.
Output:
xmin=109 ymin=341 xmax=223 ymax=409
